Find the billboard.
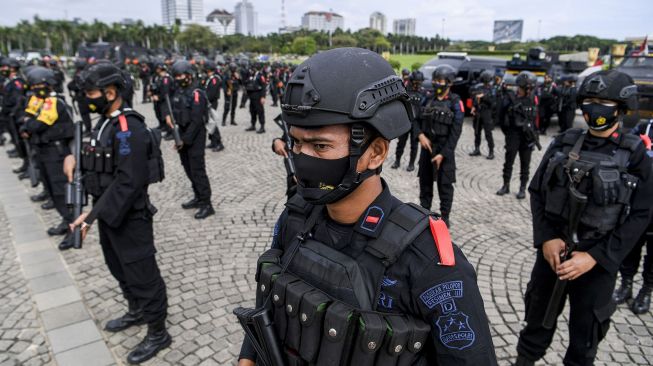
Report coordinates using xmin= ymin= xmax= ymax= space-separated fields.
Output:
xmin=493 ymin=20 xmax=523 ymax=43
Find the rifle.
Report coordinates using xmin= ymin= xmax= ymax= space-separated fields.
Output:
xmin=233 ymin=307 xmax=285 ymax=366
xmin=23 ymin=142 xmax=40 ymax=187
xmin=542 ymin=184 xmax=588 ymax=329
xmin=272 ymin=114 xmax=295 ymax=176
xmin=523 ymin=122 xmax=542 ymax=151
xmin=164 ymin=94 xmax=183 ymax=148
xmin=65 ymin=121 xmax=87 ymax=249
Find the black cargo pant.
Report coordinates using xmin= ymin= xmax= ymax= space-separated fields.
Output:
xmin=98 ymin=212 xmax=167 ymax=324
xmin=223 ymin=91 xmax=238 ymax=123
xmin=248 ymin=90 xmax=265 ymax=129
xmin=240 ymin=87 xmax=249 ymax=108
xmin=473 ymin=110 xmax=494 ymax=151
xmin=538 ymin=100 xmax=554 ymax=132
xmin=36 ymin=144 xmax=73 ymax=223
xmin=517 ymin=250 xmax=616 ymax=366
xmin=619 ymin=219 xmax=653 ymax=286
xmin=417 ymin=148 xmax=455 ymax=216
xmin=502 ymin=127 xmax=533 ymax=187
xmin=179 ymin=128 xmax=212 ymax=205
xmin=559 ymin=108 xmax=575 ymax=132
xmin=154 ymin=101 xmax=170 ymax=134
xmin=395 ymin=128 xmax=418 ymax=167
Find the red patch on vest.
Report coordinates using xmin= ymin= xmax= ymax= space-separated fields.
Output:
xmin=641 ymin=134 xmax=652 ymax=150
xmin=612 ymin=132 xmax=619 ymax=138
xmin=534 ymin=95 xmax=539 ymax=105
xmin=194 ymin=91 xmax=200 ymax=104
xmin=118 ymin=115 xmax=129 ymax=132
xmin=365 ymin=216 xmax=380 ymax=224
xmin=458 ymin=100 xmax=465 ymax=113
xmin=164 ymin=78 xmax=169 ymax=85
xmin=212 ymin=78 xmax=217 ymax=85
xmin=14 ymin=80 xmax=23 ymax=89
xmin=429 ymin=216 xmax=455 ymax=266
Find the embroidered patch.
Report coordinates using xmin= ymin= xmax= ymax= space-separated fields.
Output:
xmin=378 ymin=291 xmax=394 ymax=310
xmin=435 ymin=311 xmax=476 ymax=350
xmin=116 ymin=131 xmax=132 ymax=156
xmin=419 ymin=280 xmax=463 ymax=310
xmin=360 ymin=206 xmax=384 ymax=232
xmin=382 ymin=276 xmax=398 ymax=287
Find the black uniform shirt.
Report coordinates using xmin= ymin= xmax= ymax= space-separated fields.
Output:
xmin=529 ymin=128 xmax=653 ymax=274
xmin=241 ymin=181 xmax=498 ymax=365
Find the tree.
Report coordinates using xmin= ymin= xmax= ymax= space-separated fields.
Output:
xmin=176 ymin=24 xmax=217 ymax=53
xmin=291 ymin=36 xmax=316 ymax=55
xmin=332 ymin=34 xmax=357 ymax=48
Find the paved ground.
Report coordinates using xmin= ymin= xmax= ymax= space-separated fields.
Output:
xmin=1 ymin=93 xmax=652 ymax=366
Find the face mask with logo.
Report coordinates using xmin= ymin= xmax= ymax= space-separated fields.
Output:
xmin=86 ymin=94 xmax=110 ymax=114
xmin=32 ymin=87 xmax=48 ymax=98
xmin=177 ymin=77 xmax=190 ymax=88
xmin=433 ymin=83 xmax=448 ymax=97
xmin=580 ymin=102 xmax=618 ymax=131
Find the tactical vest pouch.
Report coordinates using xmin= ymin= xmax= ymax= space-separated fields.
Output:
xmin=350 ymin=313 xmax=385 ymax=366
xmin=375 ymin=315 xmax=410 ymax=366
xmin=397 ymin=317 xmax=430 ymax=366
xmin=285 ymin=281 xmax=314 ymax=351
xmin=272 ymin=273 xmax=300 ymax=342
xmin=82 ymin=144 xmax=95 ymax=171
xmin=299 ymin=290 xmax=331 ymax=362
xmin=101 ymin=147 xmax=114 ymax=174
xmin=256 ymin=263 xmax=282 ymax=305
xmin=93 ymin=147 xmax=105 ymax=173
xmin=426 ymin=107 xmax=454 ymax=137
xmin=543 ymin=152 xmax=569 ymax=218
xmin=146 ymin=127 xmax=165 ymax=184
xmin=316 ymin=302 xmax=357 ymax=366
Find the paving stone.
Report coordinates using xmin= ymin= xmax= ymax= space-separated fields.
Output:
xmin=54 ymin=340 xmax=115 ymax=366
xmin=47 ymin=319 xmax=102 ymax=354
xmin=33 ymin=285 xmax=81 ymax=311
xmin=40 ymin=301 xmax=91 ymax=331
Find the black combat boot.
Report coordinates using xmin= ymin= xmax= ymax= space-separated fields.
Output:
xmin=469 ymin=147 xmax=481 ymax=156
xmin=48 ymin=221 xmax=69 ymax=236
xmin=221 ymin=117 xmax=227 ymax=127
xmin=41 ymin=200 xmax=55 ymax=210
xmin=630 ymin=286 xmax=651 ymax=314
xmin=181 ymin=198 xmax=200 ymax=209
xmin=58 ymin=233 xmax=74 ymax=251
xmin=406 ymin=163 xmax=415 ymax=172
xmin=245 ymin=125 xmax=256 ymax=132
xmin=7 ymin=149 xmax=19 ymax=158
xmin=18 ymin=171 xmax=30 ymax=180
xmin=30 ymin=190 xmax=49 ymax=202
xmin=230 ymin=118 xmax=237 ymax=126
xmin=496 ymin=181 xmax=510 ymax=196
xmin=126 ymin=319 xmax=171 ymax=364
xmin=516 ymin=184 xmax=527 ymax=200
xmin=391 ymin=160 xmax=400 ymax=169
xmin=12 ymin=162 xmax=27 ymax=174
xmin=486 ymin=149 xmax=495 ymax=160
xmin=194 ymin=204 xmax=215 ymax=220
xmin=105 ymin=302 xmax=145 ymax=332
xmin=212 ymin=143 xmax=225 ymax=152
xmin=613 ymin=277 xmax=633 ymax=304
xmin=514 ymin=355 xmax=535 ymax=366
xmin=256 ymin=127 xmax=266 ymax=134
xmin=206 ymin=135 xmax=218 ymax=149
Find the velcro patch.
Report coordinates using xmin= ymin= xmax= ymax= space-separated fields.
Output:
xmin=360 ymin=206 xmax=384 ymax=232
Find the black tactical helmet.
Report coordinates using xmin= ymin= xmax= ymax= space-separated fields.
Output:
xmin=172 ymin=60 xmax=193 ymax=77
xmin=154 ymin=60 xmax=166 ymax=70
xmin=204 ymin=60 xmax=216 ymax=72
xmin=1 ymin=57 xmax=20 ymax=69
xmin=515 ymin=71 xmax=536 ymax=89
xmin=432 ymin=64 xmax=456 ymax=84
xmin=74 ymin=59 xmax=87 ymax=70
xmin=480 ymin=70 xmax=493 ymax=83
xmin=229 ymin=62 xmax=238 ymax=71
xmin=282 ymin=47 xmax=412 ymax=140
xmin=401 ymin=68 xmax=410 ymax=76
xmin=26 ymin=66 xmax=56 ymax=86
xmin=82 ymin=63 xmax=126 ymax=91
xmin=409 ymin=70 xmax=425 ymax=82
xmin=576 ymin=70 xmax=638 ymax=111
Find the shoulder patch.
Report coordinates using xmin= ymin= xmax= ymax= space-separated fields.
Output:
xmin=116 ymin=130 xmax=132 ymax=156
xmin=429 ymin=216 xmax=455 ymax=266
xmin=14 ymin=80 xmax=23 ymax=89
xmin=164 ymin=78 xmax=169 ymax=85
xmin=212 ymin=78 xmax=217 ymax=85
xmin=361 ymin=206 xmax=384 ymax=232
xmin=458 ymin=100 xmax=465 ymax=113
xmin=118 ymin=114 xmax=129 ymax=132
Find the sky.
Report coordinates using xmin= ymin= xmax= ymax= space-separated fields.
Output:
xmin=1 ymin=0 xmax=651 ymax=41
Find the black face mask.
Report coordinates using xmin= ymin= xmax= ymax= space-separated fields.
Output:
xmin=292 ymin=151 xmax=377 ymax=205
xmin=86 ymin=94 xmax=110 ymax=114
xmin=581 ymin=103 xmax=618 ymax=131
xmin=0 ymin=69 xmax=9 ymax=77
xmin=177 ymin=77 xmax=190 ymax=88
xmin=433 ymin=83 xmax=447 ymax=97
xmin=32 ymin=87 xmax=48 ymax=98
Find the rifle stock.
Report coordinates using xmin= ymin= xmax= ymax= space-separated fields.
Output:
xmin=164 ymin=94 xmax=184 ymax=148
xmin=24 ymin=142 xmax=40 ymax=187
xmin=233 ymin=306 xmax=285 ymax=366
xmin=273 ymin=114 xmax=295 ymax=176
xmin=67 ymin=121 xmax=85 ymax=249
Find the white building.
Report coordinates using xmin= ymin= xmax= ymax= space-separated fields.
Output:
xmin=161 ymin=0 xmax=204 ymax=26
xmin=301 ymin=11 xmax=344 ymax=33
xmin=206 ymin=9 xmax=236 ymax=36
xmin=369 ymin=12 xmax=386 ymax=34
xmin=234 ymin=0 xmax=258 ymax=36
xmin=393 ymin=18 xmax=416 ymax=36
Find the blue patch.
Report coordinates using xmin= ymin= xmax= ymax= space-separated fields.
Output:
xmin=378 ymin=291 xmax=394 ymax=310
xmin=382 ymin=277 xmax=398 ymax=287
xmin=360 ymin=206 xmax=384 ymax=232
xmin=116 ymin=131 xmax=132 ymax=156
xmin=419 ymin=281 xmax=463 ymax=310
xmin=435 ymin=311 xmax=476 ymax=350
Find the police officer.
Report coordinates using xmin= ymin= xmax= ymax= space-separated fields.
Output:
xmin=19 ymin=66 xmax=75 ymax=249
xmin=222 ymin=62 xmax=240 ymax=126
xmin=202 ymin=60 xmax=225 ymax=152
xmin=392 ymin=70 xmax=423 ymax=171
xmin=239 ymin=60 xmax=250 ymax=109
xmin=537 ymin=73 xmax=556 ymax=135
xmin=65 ymin=62 xmax=170 ymax=364
xmin=556 ymin=75 xmax=577 ymax=133
xmin=46 ymin=58 xmax=65 ymax=94
xmin=67 ymin=59 xmax=93 ymax=134
xmin=1 ymin=58 xmax=27 ymax=162
xmin=469 ymin=70 xmax=496 ymax=159
xmin=238 ymin=47 xmax=497 ymax=366
xmin=514 ymin=70 xmax=653 ymax=366
xmin=139 ymin=59 xmax=152 ymax=103
xmin=612 ymin=118 xmax=653 ymax=314
xmin=415 ymin=65 xmax=464 ymax=225
xmin=244 ymin=62 xmax=267 ymax=134
xmin=150 ymin=61 xmax=174 ymax=140
xmin=165 ymin=60 xmax=215 ymax=219
xmin=496 ymin=71 xmax=539 ymax=200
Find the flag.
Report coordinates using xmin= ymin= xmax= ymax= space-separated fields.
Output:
xmin=634 ymin=35 xmax=649 ymax=56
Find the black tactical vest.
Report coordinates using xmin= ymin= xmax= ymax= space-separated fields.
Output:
xmin=508 ymin=94 xmax=536 ymax=127
xmin=421 ymin=98 xmax=454 ymax=138
xmin=255 ymin=195 xmax=433 ymax=366
xmin=172 ymin=87 xmax=207 ymax=127
xmin=542 ymin=129 xmax=640 ymax=239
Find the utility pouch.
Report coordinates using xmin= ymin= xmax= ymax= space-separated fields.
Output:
xmin=271 ymin=273 xmax=300 ymax=342
xmin=316 ymin=302 xmax=357 ymax=366
xmin=285 ymin=281 xmax=313 ymax=351
xmin=397 ymin=317 xmax=430 ymax=366
xmin=299 ymin=290 xmax=331 ymax=362
xmin=349 ymin=313 xmax=386 ymax=366
xmin=375 ymin=315 xmax=410 ymax=366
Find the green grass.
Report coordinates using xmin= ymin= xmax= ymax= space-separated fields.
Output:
xmin=391 ymin=54 xmax=437 ymax=71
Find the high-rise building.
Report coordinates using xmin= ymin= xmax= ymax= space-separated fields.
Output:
xmin=369 ymin=12 xmax=386 ymax=33
xmin=206 ymin=9 xmax=236 ymax=36
xmin=393 ymin=18 xmax=416 ymax=36
xmin=161 ymin=0 xmax=204 ymax=26
xmin=301 ymin=11 xmax=344 ymax=33
xmin=234 ymin=0 xmax=258 ymax=36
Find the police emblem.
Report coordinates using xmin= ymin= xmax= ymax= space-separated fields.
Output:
xmin=435 ymin=311 xmax=476 ymax=350
xmin=596 ymin=116 xmax=606 ymax=125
